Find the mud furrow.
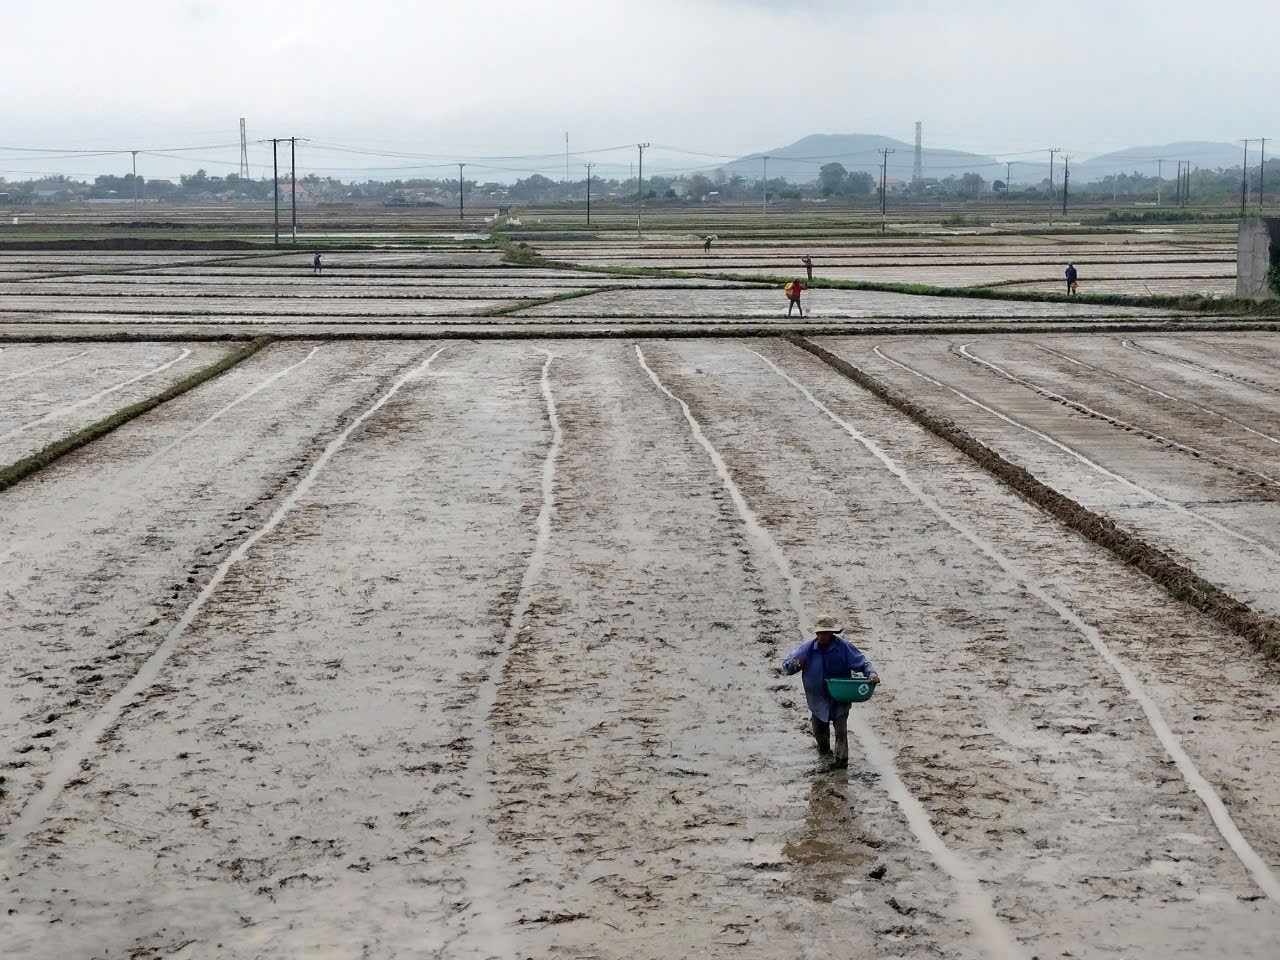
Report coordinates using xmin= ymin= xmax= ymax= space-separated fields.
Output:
xmin=145 ymin=346 xmax=321 ymax=461
xmin=1033 ymin=341 xmax=1280 ymax=447
xmin=1123 ymin=338 xmax=1280 ymax=396
xmin=460 ymin=347 xmax=562 ymax=950
xmin=751 ymin=345 xmax=1280 ymax=905
xmin=0 ymin=345 xmax=451 ymax=858
xmin=0 ymin=348 xmax=92 ymax=384
xmin=874 ymin=343 xmax=1278 ymax=554
xmin=958 ymin=342 xmax=1280 ymax=489
xmin=634 ymin=343 xmax=1021 ymax=959
xmin=0 ymin=347 xmax=192 ymax=443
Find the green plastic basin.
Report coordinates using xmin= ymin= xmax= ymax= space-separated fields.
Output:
xmin=826 ymin=677 xmax=877 ymax=704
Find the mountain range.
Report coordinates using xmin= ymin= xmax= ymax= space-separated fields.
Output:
xmin=722 ymin=134 xmax=1250 ymax=186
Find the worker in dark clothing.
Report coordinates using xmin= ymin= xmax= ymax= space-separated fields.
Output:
xmin=782 ymin=616 xmax=880 ymax=770
xmin=801 ymin=255 xmax=813 ymax=281
xmin=1065 ymin=263 xmax=1078 ymax=296
xmin=313 ymin=252 xmax=324 ymax=276
xmin=703 ymin=236 xmax=713 ymax=254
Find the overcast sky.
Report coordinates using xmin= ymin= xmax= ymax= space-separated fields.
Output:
xmin=5 ymin=0 xmax=1278 ymax=182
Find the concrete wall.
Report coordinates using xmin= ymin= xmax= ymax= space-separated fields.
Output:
xmin=1237 ymin=217 xmax=1280 ymax=298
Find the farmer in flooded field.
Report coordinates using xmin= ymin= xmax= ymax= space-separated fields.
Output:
xmin=801 ymin=255 xmax=813 ymax=281
xmin=1065 ymin=262 xmax=1078 ymax=296
xmin=313 ymin=252 xmax=324 ymax=275
xmin=782 ymin=616 xmax=879 ymax=770
xmin=785 ymin=278 xmax=806 ymax=317
xmin=703 ymin=235 xmax=714 ymax=254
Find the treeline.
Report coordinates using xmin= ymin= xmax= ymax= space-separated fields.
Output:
xmin=2 ymin=161 xmax=1273 ymax=207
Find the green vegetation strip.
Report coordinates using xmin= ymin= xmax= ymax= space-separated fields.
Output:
xmin=786 ymin=334 xmax=1280 ymax=662
xmin=483 ymin=287 xmax=607 ymax=316
xmin=0 ymin=336 xmax=272 ymax=494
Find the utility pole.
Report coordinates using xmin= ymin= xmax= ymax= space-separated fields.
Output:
xmin=1062 ymin=156 xmax=1070 ymax=216
xmin=271 ymin=138 xmax=280 ymax=245
xmin=238 ymin=118 xmax=250 ymax=180
xmin=290 ymin=137 xmax=297 ymax=243
xmin=878 ymin=147 xmax=895 ymax=234
xmin=1260 ymin=138 xmax=1268 ymax=211
xmin=565 ymin=132 xmax=569 ymax=184
xmin=131 ymin=150 xmax=139 ymax=218
xmin=1175 ymin=160 xmax=1182 ymax=207
xmin=1047 ymin=148 xmax=1061 ymax=227
xmin=762 ymin=155 xmax=770 ymax=214
xmin=584 ymin=162 xmax=594 ymax=225
xmin=1156 ymin=159 xmax=1164 ymax=206
xmin=636 ymin=142 xmax=649 ymax=239
xmin=1005 ymin=160 xmax=1012 ymax=203
xmin=1241 ymin=140 xmax=1251 ymax=217
xmin=1186 ymin=164 xmax=1192 ymax=206
xmin=458 ymin=163 xmax=466 ymax=221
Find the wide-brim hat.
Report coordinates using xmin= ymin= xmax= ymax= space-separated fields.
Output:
xmin=812 ymin=615 xmax=842 ymax=633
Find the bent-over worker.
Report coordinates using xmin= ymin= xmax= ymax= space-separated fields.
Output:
xmin=782 ymin=616 xmax=879 ymax=770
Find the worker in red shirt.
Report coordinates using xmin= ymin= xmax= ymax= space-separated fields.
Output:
xmin=785 ymin=278 xmax=805 ymax=317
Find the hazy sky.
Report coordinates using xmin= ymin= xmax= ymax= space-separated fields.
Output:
xmin=5 ymin=0 xmax=1278 ymax=182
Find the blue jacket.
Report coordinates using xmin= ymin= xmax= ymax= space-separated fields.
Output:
xmin=782 ymin=637 xmax=875 ymax=723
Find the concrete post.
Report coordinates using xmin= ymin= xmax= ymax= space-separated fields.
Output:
xmin=1236 ymin=217 xmax=1280 ymax=298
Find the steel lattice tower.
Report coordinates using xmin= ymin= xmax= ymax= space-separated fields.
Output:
xmin=239 ymin=118 xmax=250 ymax=180
xmin=912 ymin=121 xmax=923 ymax=185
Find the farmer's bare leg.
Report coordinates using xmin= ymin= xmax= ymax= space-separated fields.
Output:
xmin=832 ymin=712 xmax=849 ymax=767
xmin=811 ymin=716 xmax=832 ymax=755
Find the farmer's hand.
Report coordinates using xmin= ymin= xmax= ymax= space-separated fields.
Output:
xmin=867 ymin=673 xmax=881 ymax=685
xmin=791 ymin=657 xmax=805 ymax=669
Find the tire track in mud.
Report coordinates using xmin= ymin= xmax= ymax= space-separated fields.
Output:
xmin=0 ymin=343 xmax=452 ymax=859
xmin=0 ymin=347 xmax=193 ymax=443
xmin=633 ymin=343 xmax=1023 ymax=960
xmin=0 ymin=349 xmax=92 ymax=385
xmin=958 ymin=342 xmax=1280 ymax=489
xmin=762 ymin=344 xmax=1280 ymax=906
xmin=1033 ymin=341 xmax=1280 ymax=447
xmin=1123 ymin=338 xmax=1280 ymax=397
xmin=458 ymin=347 xmax=562 ymax=950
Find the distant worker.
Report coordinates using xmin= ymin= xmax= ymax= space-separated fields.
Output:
xmin=703 ymin=236 xmax=713 ymax=254
xmin=801 ymin=255 xmax=813 ymax=281
xmin=1065 ymin=263 xmax=1078 ymax=296
xmin=782 ymin=616 xmax=879 ymax=770
xmin=784 ymin=278 xmax=806 ymax=317
xmin=313 ymin=252 xmax=324 ymax=276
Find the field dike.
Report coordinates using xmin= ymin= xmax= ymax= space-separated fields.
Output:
xmin=633 ymin=343 xmax=1023 ymax=958
xmin=771 ymin=338 xmax=1280 ymax=904
xmin=0 ymin=337 xmax=272 ymax=493
xmin=785 ymin=333 xmax=1280 ymax=666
